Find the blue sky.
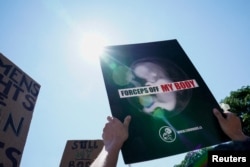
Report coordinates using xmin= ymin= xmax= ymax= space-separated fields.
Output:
xmin=1 ymin=0 xmax=250 ymax=166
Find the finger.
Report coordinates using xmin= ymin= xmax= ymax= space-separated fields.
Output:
xmin=213 ymin=108 xmax=225 ymax=122
xmin=107 ymin=116 xmax=113 ymax=122
xmin=123 ymin=115 xmax=131 ymax=128
xmin=103 ymin=123 xmax=108 ymax=131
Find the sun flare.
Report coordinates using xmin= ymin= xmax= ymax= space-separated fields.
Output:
xmin=81 ymin=32 xmax=108 ymax=64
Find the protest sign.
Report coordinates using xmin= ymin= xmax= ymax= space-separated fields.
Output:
xmin=0 ymin=53 xmax=40 ymax=167
xmin=60 ymin=140 xmax=103 ymax=167
xmin=99 ymin=40 xmax=230 ymax=164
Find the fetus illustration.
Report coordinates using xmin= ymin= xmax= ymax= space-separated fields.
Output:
xmin=132 ymin=62 xmax=176 ymax=113
xmin=130 ymin=59 xmax=192 ymax=116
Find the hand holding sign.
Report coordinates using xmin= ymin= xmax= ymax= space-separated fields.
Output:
xmin=103 ymin=116 xmax=131 ymax=152
xmin=213 ymin=108 xmax=249 ymax=141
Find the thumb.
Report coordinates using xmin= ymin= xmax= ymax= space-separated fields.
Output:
xmin=123 ymin=115 xmax=131 ymax=128
xmin=213 ymin=108 xmax=225 ymax=123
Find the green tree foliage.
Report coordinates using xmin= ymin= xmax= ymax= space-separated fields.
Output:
xmin=174 ymin=147 xmax=210 ymax=167
xmin=221 ymin=86 xmax=250 ymax=136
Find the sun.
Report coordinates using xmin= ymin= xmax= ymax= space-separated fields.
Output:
xmin=81 ymin=32 xmax=108 ymax=64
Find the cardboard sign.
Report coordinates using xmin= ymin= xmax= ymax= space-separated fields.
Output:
xmin=99 ymin=40 xmax=230 ymax=164
xmin=60 ymin=140 xmax=104 ymax=167
xmin=0 ymin=53 xmax=41 ymax=167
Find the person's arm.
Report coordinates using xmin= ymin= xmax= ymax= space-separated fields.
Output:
xmin=213 ymin=108 xmax=249 ymax=141
xmin=90 ymin=115 xmax=131 ymax=167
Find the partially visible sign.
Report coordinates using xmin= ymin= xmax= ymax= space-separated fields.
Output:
xmin=60 ymin=140 xmax=104 ymax=167
xmin=0 ymin=53 xmax=41 ymax=167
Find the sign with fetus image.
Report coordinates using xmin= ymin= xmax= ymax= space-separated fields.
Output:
xmin=100 ymin=40 xmax=230 ymax=164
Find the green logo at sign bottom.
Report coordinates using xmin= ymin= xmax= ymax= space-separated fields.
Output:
xmin=159 ymin=126 xmax=176 ymax=143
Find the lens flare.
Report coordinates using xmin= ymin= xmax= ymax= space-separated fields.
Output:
xmin=81 ymin=32 xmax=108 ymax=64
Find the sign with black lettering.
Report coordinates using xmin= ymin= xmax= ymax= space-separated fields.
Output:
xmin=99 ymin=40 xmax=230 ymax=164
xmin=60 ymin=140 xmax=104 ymax=167
xmin=0 ymin=53 xmax=41 ymax=167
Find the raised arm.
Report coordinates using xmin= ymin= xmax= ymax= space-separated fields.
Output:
xmin=90 ymin=115 xmax=131 ymax=167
